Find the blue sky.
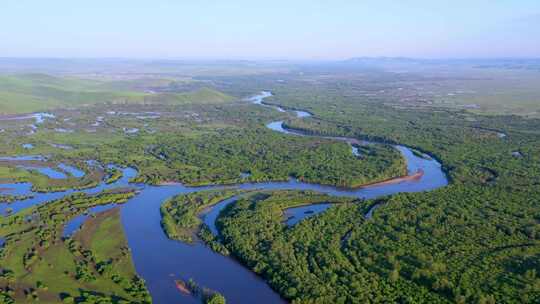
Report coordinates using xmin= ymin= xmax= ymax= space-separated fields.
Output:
xmin=0 ymin=0 xmax=539 ymax=59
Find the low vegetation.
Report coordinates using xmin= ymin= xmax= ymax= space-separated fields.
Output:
xmin=0 ymin=74 xmax=234 ymax=114
xmin=0 ymin=190 xmax=151 ymax=303
xmin=2 ymin=65 xmax=540 ymax=303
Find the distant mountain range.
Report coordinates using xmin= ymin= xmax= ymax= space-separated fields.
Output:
xmin=343 ymin=57 xmax=540 ymax=70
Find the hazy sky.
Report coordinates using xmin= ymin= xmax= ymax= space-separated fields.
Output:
xmin=1 ymin=0 xmax=539 ymax=59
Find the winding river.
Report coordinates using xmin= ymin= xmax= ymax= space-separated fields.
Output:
xmin=0 ymin=92 xmax=448 ymax=303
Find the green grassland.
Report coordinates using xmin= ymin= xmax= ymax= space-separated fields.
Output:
xmin=0 ymin=190 xmax=151 ymax=303
xmin=0 ymin=161 xmax=105 ymax=193
xmin=74 ymin=208 xmax=144 ymax=300
xmin=2 ymin=65 xmax=540 ymax=303
xmin=205 ymin=64 xmax=540 ymax=118
xmin=0 ymin=87 xmax=406 ymax=190
xmin=0 ymin=74 xmax=234 ymax=114
xmin=427 ymin=69 xmax=540 ymax=118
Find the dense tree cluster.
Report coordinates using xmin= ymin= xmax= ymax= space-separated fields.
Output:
xmin=200 ymin=83 xmax=540 ymax=303
xmin=160 ymin=189 xmax=243 ymax=243
xmin=145 ymin=126 xmax=404 ymax=187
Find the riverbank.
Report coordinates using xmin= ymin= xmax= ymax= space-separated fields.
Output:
xmin=0 ymin=91 xmax=448 ymax=304
xmin=358 ymin=169 xmax=424 ymax=188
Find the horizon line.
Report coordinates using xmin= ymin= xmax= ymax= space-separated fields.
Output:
xmin=0 ymin=56 xmax=539 ymax=62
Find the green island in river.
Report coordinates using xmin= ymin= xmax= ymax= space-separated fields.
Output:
xmin=0 ymin=56 xmax=539 ymax=304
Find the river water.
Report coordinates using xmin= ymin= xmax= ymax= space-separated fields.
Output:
xmin=0 ymin=91 xmax=448 ymax=303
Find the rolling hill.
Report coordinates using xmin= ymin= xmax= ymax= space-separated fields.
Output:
xmin=0 ymin=74 xmax=235 ymax=114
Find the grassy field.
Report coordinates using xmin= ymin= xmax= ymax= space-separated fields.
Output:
xmin=3 ymin=64 xmax=539 ymax=117
xmin=0 ymin=191 xmax=151 ymax=303
xmin=74 ymin=208 xmax=141 ymax=294
xmin=1 ymin=62 xmax=540 ymax=303
xmin=0 ymin=86 xmax=406 ymax=190
xmin=0 ymin=74 xmax=235 ymax=114
xmin=427 ymin=69 xmax=540 ymax=118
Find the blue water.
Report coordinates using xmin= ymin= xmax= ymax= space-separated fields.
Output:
xmin=124 ymin=92 xmax=446 ymax=304
xmin=55 ymin=128 xmax=74 ymax=133
xmin=50 ymin=143 xmax=74 ymax=150
xmin=352 ymin=145 xmax=360 ymax=157
xmin=58 ymin=163 xmax=86 ymax=178
xmin=0 ymin=167 xmax=137 ymax=215
xmin=365 ymin=203 xmax=382 ymax=219
xmin=0 ymin=92 xmax=449 ymax=304
xmin=62 ymin=204 xmax=118 ymax=237
xmin=247 ymin=91 xmax=311 ymax=118
xmin=121 ymin=185 xmax=288 ymax=304
xmin=33 ymin=139 xmax=446 ymax=304
xmin=247 ymin=91 xmax=273 ymax=105
xmin=33 ymin=113 xmax=55 ymax=124
xmin=283 ymin=204 xmax=333 ymax=226
xmin=202 ymin=197 xmax=239 ymax=236
xmin=0 ymin=155 xmax=46 ymax=161
xmin=294 ymin=110 xmax=312 ymax=118
xmin=265 ymin=121 xmax=447 ymax=193
xmin=0 ymin=112 xmax=54 ymax=124
xmin=0 ymin=183 xmax=33 ymax=197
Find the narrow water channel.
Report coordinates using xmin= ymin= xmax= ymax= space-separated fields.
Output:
xmin=0 ymin=91 xmax=448 ymax=303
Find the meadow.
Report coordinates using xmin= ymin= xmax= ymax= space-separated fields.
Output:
xmin=0 ymin=74 xmax=233 ymax=114
xmin=0 ymin=191 xmax=151 ymax=303
xmin=1 ymin=60 xmax=539 ymax=303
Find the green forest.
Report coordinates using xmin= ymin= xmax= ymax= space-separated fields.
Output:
xmin=1 ymin=64 xmax=539 ymax=303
